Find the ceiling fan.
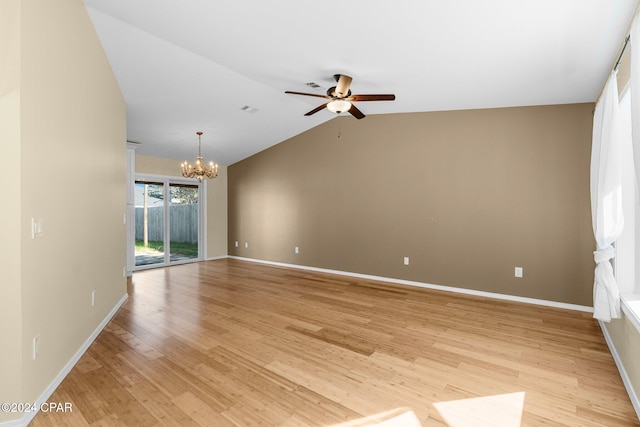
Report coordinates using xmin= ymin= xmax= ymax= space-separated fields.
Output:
xmin=285 ymin=74 xmax=395 ymax=120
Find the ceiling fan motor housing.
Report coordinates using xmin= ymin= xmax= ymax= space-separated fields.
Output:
xmin=327 ymin=86 xmax=351 ymax=98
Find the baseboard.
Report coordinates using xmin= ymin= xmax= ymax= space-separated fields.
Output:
xmin=599 ymin=320 xmax=640 ymax=420
xmin=0 ymin=418 xmax=22 ymax=427
xmin=4 ymin=293 xmax=129 ymax=427
xmin=206 ymin=255 xmax=228 ymax=261
xmin=228 ymin=256 xmax=593 ymax=313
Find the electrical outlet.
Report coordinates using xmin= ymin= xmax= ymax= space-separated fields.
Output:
xmin=235 ymin=241 xmax=239 ymax=248
xmin=91 ymin=290 xmax=96 ymax=306
xmin=244 ymin=242 xmax=249 ymax=248
xmin=295 ymin=246 xmax=299 ymax=254
xmin=515 ymin=267 xmax=523 ymax=278
xmin=33 ymin=335 xmax=40 ymax=360
xmin=403 ymin=256 xmax=410 ymax=266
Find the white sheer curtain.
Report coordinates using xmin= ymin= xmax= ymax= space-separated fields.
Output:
xmin=632 ymin=15 xmax=640 ymax=194
xmin=591 ymin=71 xmax=624 ymax=322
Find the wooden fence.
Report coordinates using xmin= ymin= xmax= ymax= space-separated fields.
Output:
xmin=135 ymin=204 xmax=198 ymax=243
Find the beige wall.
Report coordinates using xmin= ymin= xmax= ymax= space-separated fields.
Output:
xmin=135 ymin=154 xmax=228 ymax=258
xmin=0 ymin=0 xmax=23 ymax=420
xmin=229 ymin=104 xmax=595 ymax=306
xmin=0 ymin=0 xmax=127 ymax=422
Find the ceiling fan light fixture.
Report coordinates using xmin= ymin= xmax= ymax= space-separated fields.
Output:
xmin=326 ymin=99 xmax=351 ymax=114
xmin=285 ymin=74 xmax=395 ymax=119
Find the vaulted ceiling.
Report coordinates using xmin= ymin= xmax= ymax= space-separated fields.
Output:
xmin=83 ymin=0 xmax=638 ymax=165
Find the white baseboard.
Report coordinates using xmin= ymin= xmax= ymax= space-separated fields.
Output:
xmin=206 ymin=255 xmax=228 ymax=261
xmin=227 ymin=256 xmax=593 ymax=313
xmin=1 ymin=293 xmax=129 ymax=427
xmin=0 ymin=418 xmax=22 ymax=427
xmin=599 ymin=320 xmax=640 ymax=420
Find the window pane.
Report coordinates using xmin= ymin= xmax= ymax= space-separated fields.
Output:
xmin=616 ymin=92 xmax=637 ymax=293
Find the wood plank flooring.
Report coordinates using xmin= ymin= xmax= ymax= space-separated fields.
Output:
xmin=31 ymin=258 xmax=639 ymax=426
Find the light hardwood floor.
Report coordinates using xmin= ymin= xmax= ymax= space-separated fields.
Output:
xmin=31 ymin=259 xmax=639 ymax=426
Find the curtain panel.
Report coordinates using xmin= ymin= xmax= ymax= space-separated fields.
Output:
xmin=591 ymin=71 xmax=624 ymax=322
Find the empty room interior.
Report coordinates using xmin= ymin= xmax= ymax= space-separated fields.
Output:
xmin=4 ymin=0 xmax=640 ymax=426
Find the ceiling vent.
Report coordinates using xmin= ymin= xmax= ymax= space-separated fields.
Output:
xmin=305 ymin=82 xmax=321 ymax=89
xmin=240 ymin=105 xmax=258 ymax=113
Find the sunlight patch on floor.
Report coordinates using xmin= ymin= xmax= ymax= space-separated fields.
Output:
xmin=433 ymin=392 xmax=525 ymax=427
xmin=327 ymin=407 xmax=422 ymax=427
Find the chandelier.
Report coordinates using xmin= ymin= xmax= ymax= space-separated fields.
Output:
xmin=181 ymin=131 xmax=218 ymax=181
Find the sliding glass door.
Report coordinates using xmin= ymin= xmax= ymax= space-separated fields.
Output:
xmin=169 ymin=183 xmax=199 ymax=263
xmin=134 ymin=176 xmax=202 ymax=269
xmin=135 ymin=181 xmax=165 ymax=267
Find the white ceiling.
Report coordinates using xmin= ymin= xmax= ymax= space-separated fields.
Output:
xmin=83 ymin=0 xmax=638 ymax=166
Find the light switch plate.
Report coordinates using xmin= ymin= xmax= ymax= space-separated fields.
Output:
xmin=31 ymin=218 xmax=44 ymax=239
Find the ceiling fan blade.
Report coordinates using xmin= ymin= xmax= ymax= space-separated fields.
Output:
xmin=348 ymin=94 xmax=396 ymax=102
xmin=348 ymin=103 xmax=365 ymax=120
xmin=304 ymin=103 xmax=328 ymax=116
xmin=285 ymin=91 xmax=330 ymax=99
xmin=335 ymin=75 xmax=353 ymax=98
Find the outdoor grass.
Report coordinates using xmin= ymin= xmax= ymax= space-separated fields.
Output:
xmin=135 ymin=240 xmax=198 ymax=257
